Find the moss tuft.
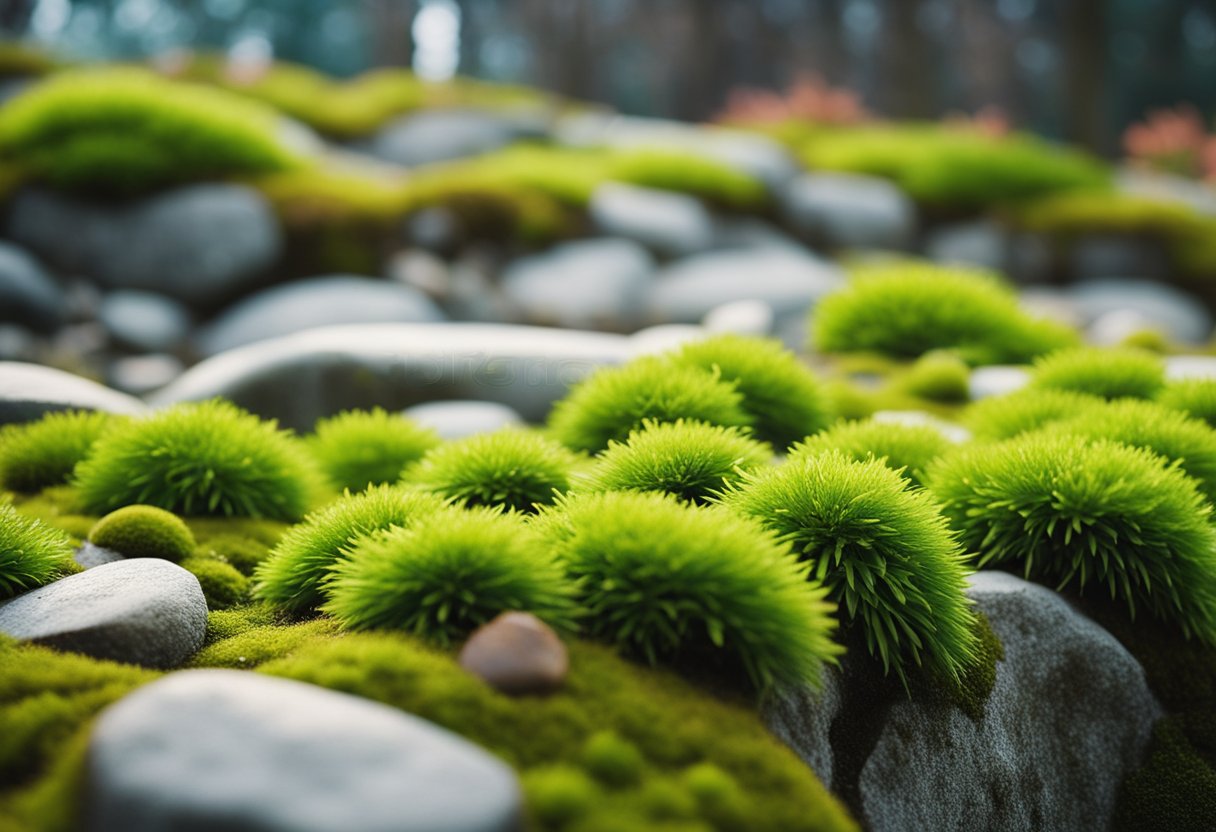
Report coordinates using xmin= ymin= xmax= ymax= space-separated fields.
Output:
xmin=88 ymin=505 xmax=195 ymax=563
xmin=963 ymin=388 xmax=1103 ymax=440
xmin=897 ymin=351 xmax=972 ymax=403
xmin=0 ymin=411 xmax=118 ymax=494
xmin=1158 ymin=379 xmax=1216 ymax=430
xmin=1029 ymin=346 xmax=1165 ymax=401
xmin=0 ymin=502 xmax=74 ymax=599
xmin=1114 ymin=719 xmax=1216 ymax=832
xmin=790 ymin=418 xmax=953 ymax=488
xmin=191 ymin=618 xmax=339 ymax=668
xmin=525 ymin=765 xmax=602 ymax=827
xmin=581 ymin=731 xmax=645 ymax=788
xmin=180 ymin=556 xmax=249 ymax=610
xmin=307 ymin=408 xmax=440 ymax=493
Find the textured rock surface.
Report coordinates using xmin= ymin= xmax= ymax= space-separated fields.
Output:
xmin=0 ymin=559 xmax=206 ymax=668
xmin=781 ymin=172 xmax=916 ymax=250
xmin=588 ymin=183 xmax=715 ymax=257
xmin=459 ymin=612 xmax=569 ymax=696
xmin=0 ymin=240 xmax=65 ymax=333
xmin=0 ymin=361 xmax=147 ymax=425
xmin=403 ymin=399 xmax=523 ymax=439
xmin=73 ymin=542 xmax=127 ymax=570
xmin=765 ymin=571 xmax=1161 ymax=832
xmin=84 ymin=670 xmax=523 ymax=832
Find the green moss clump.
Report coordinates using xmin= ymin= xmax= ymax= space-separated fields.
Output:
xmin=192 ymin=618 xmax=339 ymax=668
xmin=1029 ymin=346 xmax=1165 ymax=401
xmin=403 ymin=429 xmax=578 ymax=513
xmin=963 ymin=388 xmax=1103 ymax=440
xmin=74 ymin=400 xmax=317 ymax=521
xmin=722 ymin=452 xmax=978 ymax=686
xmin=1158 ymin=380 xmax=1216 ymax=430
xmin=897 ymin=351 xmax=972 ymax=403
xmin=606 ymin=148 xmax=767 ymax=210
xmin=253 ymin=485 xmax=445 ymax=613
xmin=0 ymin=411 xmax=118 ymax=494
xmin=581 ymin=731 xmax=645 ymax=788
xmin=929 ymin=433 xmax=1216 ymax=643
xmin=1115 ymin=719 xmax=1216 ymax=832
xmin=535 ymin=491 xmax=841 ymax=692
xmin=669 ymin=335 xmax=833 ymax=449
xmin=0 ymin=502 xmax=74 ymax=599
xmin=88 ymin=505 xmax=195 ymax=562
xmin=548 ymin=358 xmax=752 ymax=454
xmin=790 ymin=418 xmax=953 ymax=488
xmin=306 ymin=408 xmax=440 ymax=493
xmin=923 ymin=612 xmax=1004 ymax=721
xmin=180 ymin=556 xmax=248 ymax=610
xmin=583 ymin=420 xmax=771 ymax=505
xmin=202 ymin=603 xmax=284 ymax=644
xmin=812 ymin=262 xmax=1078 ymax=364
xmin=0 ymin=68 xmax=302 ymax=195
xmin=525 ymin=765 xmax=602 ymax=827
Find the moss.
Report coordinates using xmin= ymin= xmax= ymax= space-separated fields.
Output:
xmin=789 ymin=418 xmax=953 ymax=488
xmin=180 ymin=556 xmax=249 ymax=610
xmin=307 ymin=408 xmax=440 ymax=493
xmin=897 ymin=351 xmax=971 ymax=403
xmin=581 ymin=731 xmax=645 ymax=788
xmin=1158 ymin=379 xmax=1216 ymax=430
xmin=525 ymin=765 xmax=603 ymax=827
xmin=202 ymin=603 xmax=286 ymax=644
xmin=0 ymin=501 xmax=74 ymax=599
xmin=606 ymin=148 xmax=767 ymax=210
xmin=921 ymin=611 xmax=1004 ymax=721
xmin=89 ymin=505 xmax=195 ymax=563
xmin=191 ymin=618 xmax=339 ymax=669
xmin=1028 ymin=346 xmax=1165 ymax=401
xmin=0 ymin=411 xmax=118 ymax=494
xmin=1114 ymin=719 xmax=1216 ymax=832
xmin=963 ymin=388 xmax=1104 ymax=440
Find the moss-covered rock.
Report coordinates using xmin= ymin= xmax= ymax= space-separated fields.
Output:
xmin=89 ymin=505 xmax=195 ymax=563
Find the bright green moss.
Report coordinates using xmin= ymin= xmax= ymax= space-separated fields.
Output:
xmin=403 ymin=168 xmax=573 ymax=244
xmin=582 ymin=420 xmax=771 ymax=505
xmin=403 ymin=429 xmax=578 ymax=513
xmin=581 ymin=731 xmax=645 ymax=789
xmin=929 ymin=433 xmax=1216 ymax=643
xmin=682 ymin=763 xmax=749 ymax=831
xmin=0 ymin=68 xmax=302 ymax=194
xmin=811 ymin=262 xmax=1078 ymax=364
xmin=1115 ymin=719 xmax=1216 ymax=832
xmin=925 ymin=611 xmax=1004 ymax=722
xmin=307 ymin=408 xmax=440 ymax=493
xmin=1158 ymin=380 xmax=1216 ymax=430
xmin=548 ymin=358 xmax=752 ymax=454
xmin=722 ymin=453 xmax=978 ymax=686
xmin=963 ymin=388 xmax=1102 ymax=440
xmin=0 ymin=502 xmax=74 ymax=599
xmin=202 ymin=603 xmax=285 ymax=644
xmin=180 ymin=556 xmax=249 ymax=610
xmin=606 ymin=148 xmax=767 ymax=209
xmin=1029 ymin=346 xmax=1166 ymax=401
xmin=669 ymin=335 xmax=833 ymax=449
xmin=88 ymin=505 xmax=195 ymax=562
xmin=253 ymin=485 xmax=445 ymax=613
xmin=192 ymin=618 xmax=339 ymax=668
xmin=789 ymin=418 xmax=953 ymax=488
xmin=897 ymin=352 xmax=971 ymax=403
xmin=535 ymin=491 xmax=841 ymax=692
xmin=74 ymin=400 xmax=317 ymax=521
xmin=525 ymin=765 xmax=602 ymax=827
xmin=323 ymin=506 xmax=579 ymax=645
xmin=0 ymin=411 xmax=117 ymax=494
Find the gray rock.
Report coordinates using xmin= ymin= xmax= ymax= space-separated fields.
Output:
xmin=0 ymin=324 xmax=37 ymax=362
xmin=98 ymin=291 xmax=190 ymax=353
xmin=0 ymin=241 xmax=65 ymax=333
xmin=781 ymin=172 xmax=916 ymax=250
xmin=368 ymin=108 xmax=546 ymax=168
xmin=107 ymin=354 xmax=184 ymax=396
xmin=458 ymin=611 xmax=569 ymax=696
xmin=501 ymin=239 xmax=653 ymax=330
xmin=1116 ymin=167 xmax=1216 ymax=218
xmin=924 ymin=221 xmax=1008 ymax=272
xmin=710 ymin=218 xmax=807 ymax=252
xmin=404 ymin=207 xmax=461 ymax=254
xmin=5 ymin=184 xmax=282 ymax=307
xmin=702 ymin=299 xmax=775 ymax=336
xmin=0 ymin=361 xmax=147 ymax=426
xmin=588 ymin=183 xmax=715 ymax=257
xmin=766 ymin=571 xmax=1160 ymax=832
xmin=1165 ymin=355 xmax=1216 ymax=381
xmin=403 ymin=400 xmax=523 ymax=440
xmin=84 ymin=669 xmax=522 ymax=832
xmin=1068 ymin=234 xmax=1170 ymax=283
xmin=151 ymin=323 xmax=630 ymax=431
xmin=74 ymin=542 xmax=127 ymax=570
xmin=967 ymin=365 xmax=1030 ymax=401
xmin=0 ymin=559 xmax=206 ymax=668
xmin=390 ymin=250 xmax=452 ymax=300
xmin=197 ymin=276 xmax=447 ymax=356
xmin=1070 ymin=278 xmax=1211 ymax=345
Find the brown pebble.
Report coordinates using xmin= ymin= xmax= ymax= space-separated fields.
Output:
xmin=458 ymin=611 xmax=569 ymax=696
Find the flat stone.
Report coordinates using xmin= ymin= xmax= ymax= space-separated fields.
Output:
xmin=967 ymin=365 xmax=1030 ymax=401
xmin=459 ymin=612 xmax=568 ymax=696
xmin=702 ymin=299 xmax=775 ymax=336
xmin=0 ymin=361 xmax=147 ymax=426
xmin=0 ymin=559 xmax=206 ymax=668
xmin=1165 ymin=355 xmax=1216 ymax=381
xmin=588 ymin=183 xmax=715 ymax=257
xmin=0 ymin=240 xmax=65 ymax=333
xmin=84 ymin=669 xmax=523 ymax=832
xmin=403 ymin=400 xmax=523 ymax=440
xmin=98 ymin=291 xmax=191 ymax=353
xmin=368 ymin=107 xmax=547 ymax=168
xmin=780 ymin=172 xmax=916 ymax=250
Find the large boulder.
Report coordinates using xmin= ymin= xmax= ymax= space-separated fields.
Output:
xmin=765 ymin=571 xmax=1160 ymax=832
xmin=780 ymin=172 xmax=916 ymax=250
xmin=0 ymin=361 xmax=147 ymax=425
xmin=0 ymin=240 xmax=65 ymax=333
xmin=84 ymin=669 xmax=522 ymax=832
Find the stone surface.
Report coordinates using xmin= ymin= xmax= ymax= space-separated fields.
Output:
xmin=1116 ymin=167 xmax=1216 ymax=217
xmin=0 ymin=559 xmax=206 ymax=668
xmin=0 ymin=361 xmax=147 ymax=425
xmin=74 ymin=542 xmax=127 ymax=570
xmin=84 ymin=669 xmax=523 ymax=832
xmin=967 ymin=365 xmax=1030 ymax=400
xmin=458 ymin=612 xmax=569 ymax=696
xmin=1165 ymin=355 xmax=1216 ymax=381
xmin=0 ymin=240 xmax=65 ymax=333
xmin=98 ymin=290 xmax=191 ymax=353
xmin=780 ymin=172 xmax=916 ymax=250
xmin=403 ymin=399 xmax=523 ymax=440
xmin=197 ymin=276 xmax=447 ymax=356
xmin=368 ymin=107 xmax=545 ymax=168
xmin=1067 ymin=234 xmax=1170 ymax=283
xmin=588 ymin=183 xmax=715 ymax=257
xmin=107 ymin=353 xmax=185 ymax=396
xmin=151 ymin=323 xmax=630 ymax=431
xmin=765 ymin=571 xmax=1161 ymax=832
xmin=924 ymin=220 xmax=1008 ymax=272
xmin=702 ymin=299 xmax=775 ymax=336
xmin=501 ymin=239 xmax=653 ymax=330
xmin=1069 ymin=278 xmax=1211 ymax=345
xmin=4 ymin=184 xmax=282 ymax=307
xmin=0 ymin=324 xmax=36 ymax=362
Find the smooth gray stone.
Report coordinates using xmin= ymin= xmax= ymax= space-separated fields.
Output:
xmin=588 ymin=183 xmax=715 ymax=257
xmin=74 ymin=542 xmax=127 ymax=570
xmin=967 ymin=365 xmax=1030 ymax=401
xmin=1165 ymin=355 xmax=1216 ymax=381
xmin=402 ymin=400 xmax=523 ymax=440
xmin=0 ymin=361 xmax=147 ymax=426
xmin=197 ymin=276 xmax=446 ymax=356
xmin=84 ymin=670 xmax=523 ymax=832
xmin=0 ymin=240 xmax=65 ymax=333
xmin=0 ymin=559 xmax=206 ymax=668
xmin=98 ymin=290 xmax=190 ymax=353
xmin=368 ymin=108 xmax=546 ymax=168
xmin=151 ymin=323 xmax=630 ymax=431
xmin=1070 ymin=278 xmax=1211 ymax=345
xmin=107 ymin=353 xmax=184 ymax=396
xmin=702 ymin=299 xmax=775 ymax=336
xmin=924 ymin=220 xmax=1009 ymax=272
xmin=781 ymin=172 xmax=916 ymax=250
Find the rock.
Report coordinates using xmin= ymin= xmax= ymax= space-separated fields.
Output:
xmin=501 ymin=239 xmax=653 ymax=330
xmin=151 ymin=323 xmax=630 ymax=431
xmin=0 ymin=241 xmax=65 ymax=333
xmin=1116 ymin=167 xmax=1216 ymax=218
xmin=0 ymin=324 xmax=36 ymax=362
xmin=98 ymin=291 xmax=191 ymax=353
xmin=710 ymin=218 xmax=807 ymax=251
xmin=404 ymin=207 xmax=461 ymax=254
xmin=765 ymin=571 xmax=1160 ymax=832
xmin=1165 ymin=355 xmax=1216 ymax=381
xmin=588 ymin=183 xmax=715 ymax=257
xmin=107 ymin=354 xmax=184 ymax=396
xmin=389 ymin=249 xmax=452 ymax=300
xmin=458 ymin=612 xmax=569 ymax=696
xmin=702 ymin=299 xmax=775 ymax=336
xmin=0 ymin=361 xmax=147 ymax=426
xmin=924 ymin=221 xmax=1008 ymax=272
xmin=627 ymin=324 xmax=708 ymax=357
xmin=1070 ymin=278 xmax=1211 ymax=345
xmin=1067 ymin=234 xmax=1170 ymax=283
xmin=870 ymin=410 xmax=971 ymax=443
xmin=197 ymin=276 xmax=447 ymax=356
xmin=403 ymin=400 xmax=523 ymax=440
xmin=967 ymin=365 xmax=1030 ymax=401
xmin=780 ymin=172 xmax=916 ymax=250
xmin=84 ymin=669 xmax=523 ymax=832
xmin=368 ymin=107 xmax=546 ymax=168
xmin=74 ymin=542 xmax=126 ymax=570
xmin=4 ymin=184 xmax=282 ymax=308
xmin=1018 ymin=287 xmax=1083 ymax=329
xmin=0 ymin=559 xmax=206 ymax=668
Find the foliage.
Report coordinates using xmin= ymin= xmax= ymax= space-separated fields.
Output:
xmin=0 ymin=68 xmax=302 ymax=194
xmin=547 ymin=358 xmax=751 ymax=453
xmin=1158 ymin=379 xmax=1216 ymax=430
xmin=963 ymin=388 xmax=1103 ymax=440
xmin=716 ymin=73 xmax=868 ymax=126
xmin=1029 ymin=346 xmax=1166 ymax=401
xmin=928 ymin=433 xmax=1216 ymax=643
xmin=722 ymin=453 xmax=978 ymax=685
xmin=0 ymin=411 xmax=117 ymax=494
xmin=253 ymin=484 xmax=445 ymax=613
xmin=582 ymin=420 xmax=771 ymax=505
xmin=0 ymin=502 xmax=74 ymax=599
xmin=1122 ymin=104 xmax=1216 ymax=183
xmin=534 ymin=490 xmax=841 ymax=692
xmin=307 ymin=408 xmax=440 ymax=493
xmin=789 ymin=418 xmax=954 ymax=488
xmin=897 ymin=351 xmax=972 ymax=403
xmin=88 ymin=505 xmax=195 ymax=562
xmin=811 ymin=261 xmax=1078 ymax=364
xmin=73 ymin=400 xmax=316 ymax=522
xmin=669 ymin=335 xmax=833 ymax=448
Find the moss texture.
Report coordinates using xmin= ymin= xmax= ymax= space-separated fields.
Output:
xmin=88 ymin=505 xmax=196 ymax=563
